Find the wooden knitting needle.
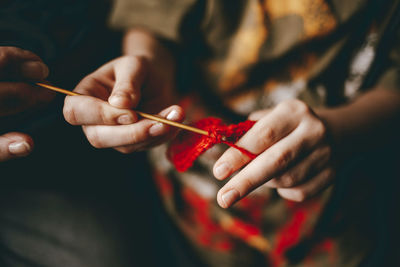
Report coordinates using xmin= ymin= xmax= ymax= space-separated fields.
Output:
xmin=35 ymin=82 xmax=210 ymax=137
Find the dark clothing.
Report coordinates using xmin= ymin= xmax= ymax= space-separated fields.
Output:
xmin=0 ymin=0 xmax=120 ymax=134
xmin=0 ymin=1 xmax=156 ymax=266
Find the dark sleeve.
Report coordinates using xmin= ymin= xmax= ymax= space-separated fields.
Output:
xmin=0 ymin=0 xmax=110 ymax=64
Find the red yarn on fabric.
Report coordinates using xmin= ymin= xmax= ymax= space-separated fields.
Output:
xmin=167 ymin=117 xmax=256 ymax=172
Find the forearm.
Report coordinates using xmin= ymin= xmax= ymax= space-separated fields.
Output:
xmin=122 ymin=29 xmax=175 ymax=65
xmin=121 ymin=29 xmax=177 ymax=106
xmin=317 ymin=89 xmax=400 ymax=159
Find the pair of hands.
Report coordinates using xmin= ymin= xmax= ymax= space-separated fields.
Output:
xmin=1 ymin=41 xmax=335 ymax=206
xmin=0 ymin=46 xmax=53 ymax=162
xmin=63 ymin=53 xmax=334 ymax=207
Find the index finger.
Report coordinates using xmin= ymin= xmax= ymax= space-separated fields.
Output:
xmin=217 ymin=120 xmax=323 ymax=208
xmin=213 ymin=103 xmax=301 ymax=180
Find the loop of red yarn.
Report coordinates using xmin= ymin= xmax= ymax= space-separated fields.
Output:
xmin=167 ymin=117 xmax=256 ymax=172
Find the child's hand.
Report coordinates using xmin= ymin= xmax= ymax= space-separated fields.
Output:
xmin=213 ymin=100 xmax=335 ymax=208
xmin=63 ymin=54 xmax=184 ymax=153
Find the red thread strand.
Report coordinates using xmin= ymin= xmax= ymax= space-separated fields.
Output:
xmin=221 ymin=140 xmax=257 ymax=160
xmin=167 ymin=117 xmax=256 ymax=172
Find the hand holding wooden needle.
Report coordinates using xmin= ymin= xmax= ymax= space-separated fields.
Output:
xmin=54 ymin=51 xmax=188 ymax=154
xmin=36 ymin=82 xmax=208 ymax=136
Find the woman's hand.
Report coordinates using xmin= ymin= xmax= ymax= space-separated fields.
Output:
xmin=0 ymin=46 xmax=53 ymax=117
xmin=213 ymin=100 xmax=335 ymax=207
xmin=63 ymin=30 xmax=184 ymax=153
xmin=0 ymin=46 xmax=53 ymax=161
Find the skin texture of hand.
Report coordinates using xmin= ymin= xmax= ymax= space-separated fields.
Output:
xmin=0 ymin=132 xmax=34 ymax=162
xmin=63 ymin=30 xmax=184 ymax=153
xmin=0 ymin=46 xmax=52 ymax=162
xmin=213 ymin=100 xmax=334 ymax=207
xmin=213 ymin=89 xmax=400 ymax=208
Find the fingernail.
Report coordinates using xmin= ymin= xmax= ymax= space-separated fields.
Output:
xmin=20 ymin=61 xmax=49 ymax=79
xmin=8 ymin=141 xmax=32 ymax=156
xmin=166 ymin=109 xmax=179 ymax=121
xmin=214 ymin=162 xmax=230 ymax=179
xmin=221 ymin=189 xmax=239 ymax=208
xmin=149 ymin=122 xmax=164 ymax=136
xmin=117 ymin=114 xmax=134 ymax=125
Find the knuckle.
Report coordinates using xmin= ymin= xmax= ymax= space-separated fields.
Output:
xmin=85 ymin=128 xmax=103 ymax=148
xmin=241 ymin=178 xmax=257 ymax=194
xmin=128 ymin=128 xmax=147 ymax=145
xmin=321 ymin=145 xmax=332 ymax=161
xmin=124 ymin=55 xmax=138 ymax=62
xmin=261 ymin=126 xmax=275 ymax=142
xmin=279 ymin=99 xmax=309 ymax=115
xmin=98 ymin=105 xmax=112 ymax=124
xmin=313 ymin=120 xmax=327 ymax=139
xmin=123 ymin=55 xmax=148 ymax=71
xmin=63 ymin=102 xmax=78 ymax=125
xmin=280 ymin=174 xmax=295 ymax=187
xmin=116 ymin=80 xmax=136 ymax=94
xmin=128 ymin=132 xmax=139 ymax=145
xmin=77 ymin=76 xmax=105 ymax=97
xmin=325 ymin=167 xmax=335 ymax=178
xmin=265 ymin=178 xmax=279 ymax=188
xmin=0 ymin=49 xmax=11 ymax=64
xmin=254 ymin=127 xmax=275 ymax=149
xmin=294 ymin=100 xmax=310 ymax=115
xmin=129 ymin=55 xmax=147 ymax=67
xmin=274 ymin=149 xmax=293 ymax=169
xmin=80 ymin=75 xmax=97 ymax=88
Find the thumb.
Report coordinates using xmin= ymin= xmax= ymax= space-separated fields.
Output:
xmin=0 ymin=132 xmax=34 ymax=162
xmin=0 ymin=46 xmax=49 ymax=80
xmin=108 ymin=56 xmax=147 ymax=109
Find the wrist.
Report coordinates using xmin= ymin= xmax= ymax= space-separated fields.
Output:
xmin=315 ymin=108 xmax=349 ymax=162
xmin=122 ymin=28 xmax=174 ymax=63
xmin=315 ymin=89 xmax=400 ymax=161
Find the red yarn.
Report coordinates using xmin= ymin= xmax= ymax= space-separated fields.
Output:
xmin=167 ymin=117 xmax=256 ymax=172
